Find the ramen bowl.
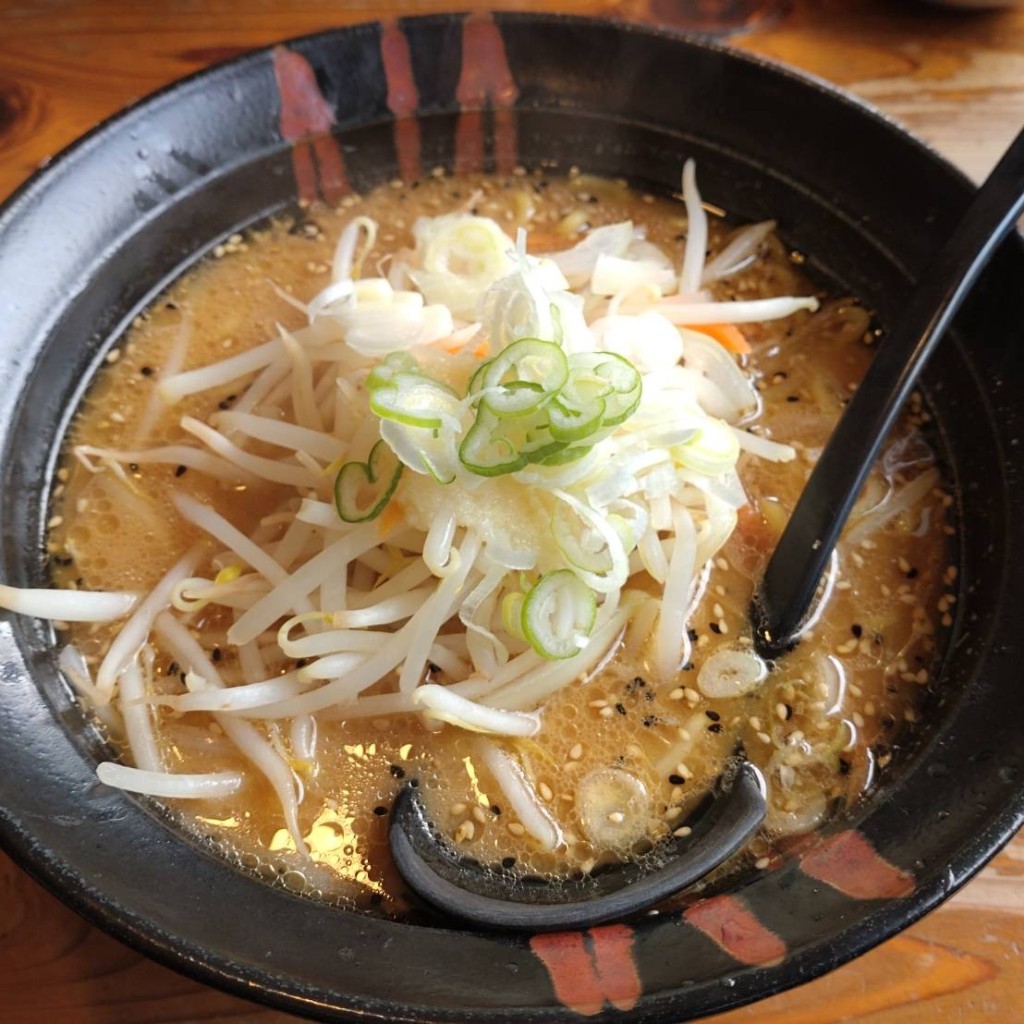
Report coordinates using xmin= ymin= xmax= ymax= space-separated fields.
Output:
xmin=0 ymin=14 xmax=1023 ymax=1023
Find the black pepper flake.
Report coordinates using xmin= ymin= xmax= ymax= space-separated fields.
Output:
xmin=175 ymin=465 xmax=188 ymax=477
xmin=140 ymin=365 xmax=154 ymax=377
xmin=211 ymin=647 xmax=222 ymax=662
xmin=906 ymin=567 xmax=919 ymax=579
xmin=165 ymin=301 xmax=178 ymax=311
xmin=614 ymin=702 xmax=627 ymax=716
xmin=642 ymin=715 xmax=662 ymax=728
xmin=75 ymin=577 xmax=84 ymax=586
xmin=707 ymin=722 xmax=723 ymax=734
xmin=167 ymin=661 xmax=179 ymax=676
xmin=709 ymin=622 xmax=722 ymax=635
xmin=786 ymin=395 xmax=800 ymax=403
xmin=491 ymin=805 xmax=502 ymax=816
xmin=668 ymin=773 xmax=686 ymax=785
xmin=409 ymin=778 xmax=419 ymax=788
xmin=687 ymin=628 xmax=698 ymax=642
xmin=705 ymin=710 xmax=721 ymax=722
xmin=373 ymin=805 xmax=388 ymax=817
xmin=389 ymin=764 xmax=406 ymax=779
xmin=645 ymin=690 xmax=655 ymax=702
xmin=838 ymin=758 xmax=852 ymax=776
xmin=633 ymin=676 xmax=646 ymax=688
xmin=128 ymin=462 xmax=139 ymax=473
xmin=851 ymin=624 xmax=863 ymax=638
xmin=882 ymin=715 xmax=895 ymax=730
xmin=501 ymin=856 xmax=516 ymax=869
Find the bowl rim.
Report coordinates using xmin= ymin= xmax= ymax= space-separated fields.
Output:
xmin=0 ymin=12 xmax=1022 ymax=1024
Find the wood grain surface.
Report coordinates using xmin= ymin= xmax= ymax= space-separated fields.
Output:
xmin=2 ymin=1 xmax=1024 ymax=1021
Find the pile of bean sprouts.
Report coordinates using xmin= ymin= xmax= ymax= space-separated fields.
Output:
xmin=1 ymin=163 xmax=819 ymax=854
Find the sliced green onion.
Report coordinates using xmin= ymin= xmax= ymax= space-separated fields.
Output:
xmin=370 ymin=373 xmax=460 ymax=429
xmin=480 ymin=338 xmax=568 ymax=418
xmin=459 ymin=407 xmax=528 ymax=476
xmin=521 ymin=569 xmax=597 ymax=659
xmin=551 ymin=503 xmax=614 ymax=575
xmin=334 ymin=439 xmax=403 ymax=523
xmin=365 ymin=351 xmax=420 ymax=392
xmin=459 ymin=406 xmax=565 ymax=477
xmin=379 ymin=418 xmax=459 ymax=484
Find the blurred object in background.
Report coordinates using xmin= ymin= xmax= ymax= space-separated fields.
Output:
xmin=639 ymin=0 xmax=789 ymax=33
xmin=921 ymin=0 xmax=1024 ymax=8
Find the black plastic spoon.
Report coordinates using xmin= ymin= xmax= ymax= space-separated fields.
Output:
xmin=389 ymin=759 xmax=765 ymax=931
xmin=752 ymin=124 xmax=1024 ymax=658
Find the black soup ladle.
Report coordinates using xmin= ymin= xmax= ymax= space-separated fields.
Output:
xmin=388 ymin=126 xmax=1024 ymax=931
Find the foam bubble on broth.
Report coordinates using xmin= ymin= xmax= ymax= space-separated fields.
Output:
xmin=48 ymin=171 xmax=954 ymax=916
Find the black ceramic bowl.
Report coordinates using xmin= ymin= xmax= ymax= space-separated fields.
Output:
xmin=1 ymin=14 xmax=1023 ymax=1023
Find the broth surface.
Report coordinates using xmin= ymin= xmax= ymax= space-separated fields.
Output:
xmin=50 ymin=172 xmax=953 ymax=915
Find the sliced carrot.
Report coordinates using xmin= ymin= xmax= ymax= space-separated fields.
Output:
xmin=524 ymin=232 xmax=575 ymax=254
xmin=377 ymin=497 xmax=405 ymax=537
xmin=688 ymin=322 xmax=752 ymax=356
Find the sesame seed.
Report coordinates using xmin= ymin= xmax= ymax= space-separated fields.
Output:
xmin=600 ymin=706 xmax=614 ymax=718
xmin=852 ymin=712 xmax=865 ymax=728
xmin=472 ymin=806 xmax=487 ymax=824
xmin=673 ymin=826 xmax=693 ymax=838
xmin=507 ymin=822 xmax=526 ymax=837
xmin=755 ymin=856 xmax=770 ymax=870
xmin=749 ymin=716 xmax=762 ymax=731
xmin=569 ymin=743 xmax=583 ymax=760
xmin=455 ymin=820 xmax=475 ymax=843
xmin=589 ymin=699 xmax=609 ymax=708
xmin=683 ymin=687 xmax=700 ymax=703
xmin=668 ymin=687 xmax=685 ymax=700
xmin=757 ymin=731 xmax=771 ymax=744
xmin=666 ymin=806 xmax=683 ymax=820
xmin=608 ymin=811 xmax=625 ymax=824
xmin=539 ymin=782 xmax=554 ymax=802
xmin=451 ymin=802 xmax=467 ymax=816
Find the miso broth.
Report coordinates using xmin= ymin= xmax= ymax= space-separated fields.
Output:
xmin=47 ymin=171 xmax=953 ymax=915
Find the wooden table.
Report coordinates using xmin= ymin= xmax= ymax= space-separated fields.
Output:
xmin=2 ymin=1 xmax=1024 ymax=1020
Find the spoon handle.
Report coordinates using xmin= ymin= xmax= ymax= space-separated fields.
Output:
xmin=753 ymin=126 xmax=1024 ymax=658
